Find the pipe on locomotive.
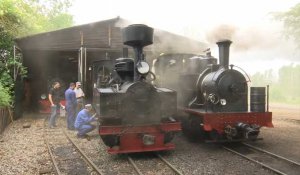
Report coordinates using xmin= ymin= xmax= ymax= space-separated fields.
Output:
xmin=216 ymin=39 xmax=232 ymax=68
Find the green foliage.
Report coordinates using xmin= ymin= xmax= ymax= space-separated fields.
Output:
xmin=251 ymin=69 xmax=274 ymax=86
xmin=0 ymin=0 xmax=74 ymax=36
xmin=0 ymin=83 xmax=11 ymax=107
xmin=0 ymin=0 xmax=74 ymax=107
xmin=0 ymin=0 xmax=22 ymax=33
xmin=251 ymin=64 xmax=300 ymax=104
xmin=45 ymin=13 xmax=73 ymax=32
xmin=273 ymin=3 xmax=300 ymax=47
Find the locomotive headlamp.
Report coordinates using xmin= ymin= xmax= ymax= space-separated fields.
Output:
xmin=143 ymin=134 xmax=155 ymax=145
xmin=137 ymin=61 xmax=150 ymax=74
xmin=41 ymin=94 xmax=47 ymax=100
xmin=220 ymin=99 xmax=227 ymax=105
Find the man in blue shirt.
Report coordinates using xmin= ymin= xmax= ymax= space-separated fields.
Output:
xmin=65 ymin=83 xmax=77 ymax=130
xmin=74 ymin=104 xmax=98 ymax=138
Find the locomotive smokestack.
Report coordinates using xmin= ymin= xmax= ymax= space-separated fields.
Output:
xmin=122 ymin=24 xmax=154 ymax=62
xmin=122 ymin=24 xmax=154 ymax=80
xmin=216 ymin=39 xmax=232 ymax=68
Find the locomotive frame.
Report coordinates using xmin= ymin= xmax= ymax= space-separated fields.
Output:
xmin=181 ymin=109 xmax=273 ymax=142
xmin=99 ymin=123 xmax=181 ymax=154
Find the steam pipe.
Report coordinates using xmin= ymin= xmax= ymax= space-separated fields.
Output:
xmin=123 ymin=48 xmax=128 ymax=58
xmin=84 ymin=47 xmax=87 ymax=93
xmin=267 ymin=85 xmax=269 ymax=112
xmin=205 ymin=85 xmax=208 ymax=112
xmin=216 ymin=40 xmax=232 ymax=68
xmin=78 ymin=47 xmax=83 ymax=82
xmin=134 ymin=47 xmax=144 ymax=63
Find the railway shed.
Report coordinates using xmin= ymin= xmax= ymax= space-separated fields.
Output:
xmin=14 ymin=17 xmax=206 ymax=113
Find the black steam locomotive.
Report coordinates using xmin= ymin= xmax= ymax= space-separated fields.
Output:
xmin=153 ymin=40 xmax=273 ymax=142
xmin=93 ymin=24 xmax=181 ymax=154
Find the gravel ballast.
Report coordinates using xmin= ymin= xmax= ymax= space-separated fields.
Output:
xmin=0 ymin=104 xmax=299 ymax=174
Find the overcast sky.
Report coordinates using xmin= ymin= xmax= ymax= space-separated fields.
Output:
xmin=69 ymin=0 xmax=300 ymax=75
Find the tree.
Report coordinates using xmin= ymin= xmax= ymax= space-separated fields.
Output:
xmin=0 ymin=83 xmax=11 ymax=107
xmin=250 ymin=69 xmax=273 ymax=87
xmin=0 ymin=0 xmax=74 ymax=36
xmin=274 ymin=3 xmax=300 ymax=47
xmin=0 ymin=0 xmax=74 ymax=107
xmin=251 ymin=64 xmax=300 ymax=104
xmin=277 ymin=64 xmax=300 ymax=103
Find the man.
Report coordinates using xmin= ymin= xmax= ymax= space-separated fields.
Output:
xmin=48 ymin=82 xmax=64 ymax=128
xmin=74 ymin=82 xmax=85 ymax=114
xmin=65 ymin=83 xmax=77 ymax=130
xmin=74 ymin=104 xmax=98 ymax=138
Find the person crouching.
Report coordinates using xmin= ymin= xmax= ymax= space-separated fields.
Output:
xmin=74 ymin=104 xmax=98 ymax=138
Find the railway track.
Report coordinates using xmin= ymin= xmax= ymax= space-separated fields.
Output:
xmin=223 ymin=142 xmax=300 ymax=175
xmin=43 ymin=127 xmax=103 ymax=175
xmin=127 ymin=153 xmax=183 ymax=175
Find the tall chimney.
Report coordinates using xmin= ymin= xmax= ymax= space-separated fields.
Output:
xmin=216 ymin=39 xmax=232 ymax=68
xmin=122 ymin=24 xmax=154 ymax=81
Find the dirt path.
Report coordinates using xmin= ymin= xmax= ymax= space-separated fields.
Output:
xmin=249 ymin=103 xmax=300 ymax=163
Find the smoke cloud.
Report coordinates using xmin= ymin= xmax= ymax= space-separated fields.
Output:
xmin=206 ymin=25 xmax=237 ymax=43
xmin=205 ymin=24 xmax=283 ymax=52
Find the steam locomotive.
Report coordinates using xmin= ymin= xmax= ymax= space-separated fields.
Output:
xmin=153 ymin=40 xmax=273 ymax=142
xmin=93 ymin=24 xmax=181 ymax=154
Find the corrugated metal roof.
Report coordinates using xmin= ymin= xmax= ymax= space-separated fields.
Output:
xmin=15 ymin=17 xmax=207 ymax=54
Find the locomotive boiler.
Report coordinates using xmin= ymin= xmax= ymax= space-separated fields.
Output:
xmin=93 ymin=24 xmax=181 ymax=154
xmin=153 ymin=40 xmax=273 ymax=142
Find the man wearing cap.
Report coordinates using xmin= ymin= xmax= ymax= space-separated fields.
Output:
xmin=74 ymin=82 xmax=85 ymax=114
xmin=74 ymin=104 xmax=98 ymax=138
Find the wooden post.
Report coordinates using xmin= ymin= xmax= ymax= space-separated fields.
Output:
xmin=0 ymin=108 xmax=3 ymax=133
xmin=7 ymin=107 xmax=14 ymax=122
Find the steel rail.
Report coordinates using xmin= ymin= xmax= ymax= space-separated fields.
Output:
xmin=44 ymin=130 xmax=62 ymax=175
xmin=127 ymin=156 xmax=144 ymax=175
xmin=63 ymin=130 xmax=104 ymax=175
xmin=127 ymin=153 xmax=183 ymax=175
xmin=223 ymin=146 xmax=286 ymax=175
xmin=242 ymin=143 xmax=300 ymax=166
xmin=156 ymin=154 xmax=184 ymax=175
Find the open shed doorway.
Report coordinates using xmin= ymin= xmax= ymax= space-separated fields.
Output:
xmin=22 ymin=50 xmax=78 ymax=112
xmin=22 ymin=48 xmax=123 ymax=112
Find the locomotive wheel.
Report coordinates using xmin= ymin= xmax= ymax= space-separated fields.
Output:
xmin=100 ymin=135 xmax=119 ymax=148
xmin=164 ymin=132 xmax=175 ymax=143
xmin=181 ymin=117 xmax=191 ymax=135
xmin=209 ymin=130 xmax=223 ymax=141
xmin=184 ymin=115 xmax=206 ymax=142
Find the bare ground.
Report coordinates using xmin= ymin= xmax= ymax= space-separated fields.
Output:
xmin=248 ymin=104 xmax=300 ymax=162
